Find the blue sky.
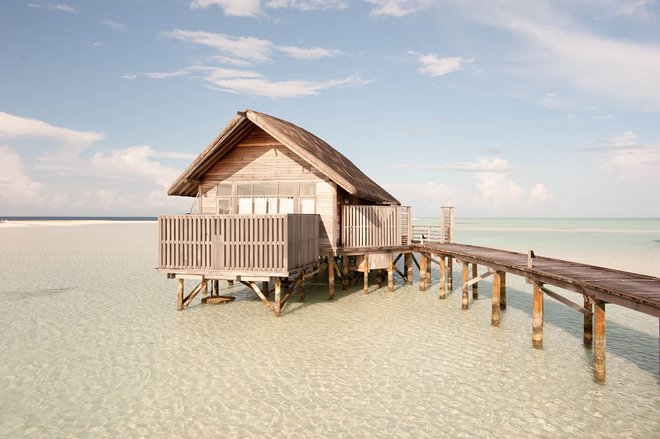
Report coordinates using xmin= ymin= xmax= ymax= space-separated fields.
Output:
xmin=1 ymin=0 xmax=659 ymax=217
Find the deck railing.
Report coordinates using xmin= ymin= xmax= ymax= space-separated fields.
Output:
xmin=158 ymin=214 xmax=319 ymax=273
xmin=411 ymin=225 xmax=444 ymax=243
xmin=342 ymin=205 xmax=402 ymax=248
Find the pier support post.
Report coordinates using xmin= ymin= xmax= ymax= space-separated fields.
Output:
xmin=472 ymin=263 xmax=478 ymax=299
xmin=274 ymin=277 xmax=282 ymax=317
xmin=500 ymin=272 xmax=507 ymax=310
xmin=342 ymin=255 xmax=348 ymax=290
xmin=426 ymin=256 xmax=432 ymax=288
xmin=213 ymin=280 xmax=219 ymax=296
xmin=299 ymin=272 xmax=305 ymax=302
xmin=202 ymin=280 xmax=208 ymax=297
xmin=328 ymin=254 xmax=335 ymax=300
xmin=439 ymin=256 xmax=446 ymax=299
xmin=405 ymin=253 xmax=413 ymax=285
xmin=363 ymin=254 xmax=369 ymax=295
xmin=419 ymin=254 xmax=427 ymax=291
xmin=491 ymin=271 xmax=501 ymax=326
xmin=388 ymin=254 xmax=394 ymax=292
xmin=594 ymin=300 xmax=606 ymax=383
xmin=447 ymin=258 xmax=453 ymax=290
xmin=583 ymin=296 xmax=593 ymax=346
xmin=227 ymin=280 xmax=234 ymax=287
xmin=461 ymin=262 xmax=469 ymax=309
xmin=532 ymin=283 xmax=544 ymax=349
xmin=177 ymin=278 xmax=184 ymax=310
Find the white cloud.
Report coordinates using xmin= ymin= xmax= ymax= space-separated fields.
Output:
xmin=207 ymin=73 xmax=373 ymax=98
xmin=416 ymin=53 xmax=473 ymax=77
xmin=102 ymin=20 xmax=128 ymax=32
xmin=121 ymin=74 xmax=137 ymax=81
xmin=367 ymin=0 xmax=431 ymax=17
xmin=530 ymin=183 xmax=553 ymax=203
xmin=28 ymin=3 xmax=76 ymax=13
xmin=0 ymin=146 xmax=42 ymax=206
xmin=601 ymin=131 xmax=660 ymax=178
xmin=277 ymin=45 xmax=342 ymax=60
xmin=190 ymin=0 xmax=262 ymax=16
xmin=0 ymin=111 xmax=104 ymax=160
xmin=473 ymin=172 xmax=526 ymax=208
xmin=90 ymin=145 xmax=182 ymax=189
xmin=91 ymin=41 xmax=104 ymax=47
xmin=267 ymin=0 xmax=348 ymax=10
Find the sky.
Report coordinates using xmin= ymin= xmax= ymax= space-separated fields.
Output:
xmin=1 ymin=0 xmax=659 ymax=217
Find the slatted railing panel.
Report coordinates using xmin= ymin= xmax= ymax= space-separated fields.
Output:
xmin=412 ymin=225 xmax=444 ymax=243
xmin=342 ymin=205 xmax=402 ymax=248
xmin=158 ymin=214 xmax=320 ymax=272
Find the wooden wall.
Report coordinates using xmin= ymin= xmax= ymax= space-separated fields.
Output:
xmin=197 ymin=126 xmax=336 ymax=251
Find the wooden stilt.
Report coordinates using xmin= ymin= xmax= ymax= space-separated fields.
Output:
xmin=405 ymin=253 xmax=413 ymax=285
xmin=328 ymin=254 xmax=335 ymax=300
xmin=419 ymin=254 xmax=427 ymax=291
xmin=439 ymin=256 xmax=446 ymax=299
xmin=183 ymin=281 xmax=205 ymax=308
xmin=242 ymin=281 xmax=275 ymax=314
xmin=447 ymin=258 xmax=453 ymax=290
xmin=274 ymin=277 xmax=282 ymax=316
xmin=363 ymin=254 xmax=369 ymax=295
xmin=491 ymin=271 xmax=501 ymax=326
xmin=177 ymin=278 xmax=184 ymax=310
xmin=213 ymin=280 xmax=219 ymax=296
xmin=472 ymin=263 xmax=478 ymax=299
xmin=461 ymin=261 xmax=469 ymax=310
xmin=594 ymin=300 xmax=606 ymax=383
xmin=299 ymin=272 xmax=305 ymax=302
xmin=583 ymin=295 xmax=593 ymax=346
xmin=500 ymin=272 xmax=507 ymax=310
xmin=202 ymin=280 xmax=208 ymax=297
xmin=426 ymin=255 xmax=432 ymax=288
xmin=388 ymin=253 xmax=394 ymax=292
xmin=376 ymin=269 xmax=383 ymax=288
xmin=342 ymin=255 xmax=348 ymax=290
xmin=532 ymin=283 xmax=544 ymax=349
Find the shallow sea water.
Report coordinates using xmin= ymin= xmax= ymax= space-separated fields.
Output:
xmin=0 ymin=220 xmax=658 ymax=438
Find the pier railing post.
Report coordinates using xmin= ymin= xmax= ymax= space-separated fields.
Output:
xmin=532 ymin=283 xmax=544 ymax=349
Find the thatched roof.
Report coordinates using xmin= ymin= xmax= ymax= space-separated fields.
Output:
xmin=168 ymin=110 xmax=399 ymax=205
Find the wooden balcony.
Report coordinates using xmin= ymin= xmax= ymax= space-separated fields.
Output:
xmin=158 ymin=214 xmax=320 ymax=277
xmin=341 ymin=205 xmax=412 ymax=248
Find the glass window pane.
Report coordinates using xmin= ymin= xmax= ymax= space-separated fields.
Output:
xmin=300 ymin=198 xmax=315 ymax=214
xmin=218 ymin=199 xmax=230 ymax=214
xmin=238 ymin=197 xmax=252 ymax=214
xmin=278 ymin=183 xmax=296 ymax=196
xmin=237 ymin=184 xmax=251 ymax=196
xmin=253 ymin=183 xmax=276 ymax=196
xmin=267 ymin=197 xmax=278 ymax=214
xmin=279 ymin=197 xmax=294 ymax=214
xmin=217 ymin=183 xmax=232 ymax=196
xmin=254 ymin=197 xmax=268 ymax=214
xmin=299 ymin=183 xmax=315 ymax=196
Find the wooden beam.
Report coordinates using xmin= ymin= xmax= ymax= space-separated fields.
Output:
xmin=500 ymin=272 xmax=507 ymax=310
xmin=447 ymin=257 xmax=453 ymax=290
xmin=213 ymin=279 xmax=219 ymax=296
xmin=405 ymin=253 xmax=413 ymax=285
xmin=393 ymin=264 xmax=405 ymax=280
xmin=419 ymin=254 xmax=427 ymax=292
xmin=472 ymin=263 xmax=478 ymax=299
xmin=342 ymin=255 xmax=349 ymax=290
xmin=274 ymin=277 xmax=282 ymax=316
xmin=491 ymin=271 xmax=501 ymax=326
xmin=363 ymin=254 xmax=369 ymax=295
xmin=388 ymin=253 xmax=394 ymax=292
xmin=583 ymin=295 xmax=593 ymax=346
xmin=461 ymin=261 xmax=469 ymax=310
xmin=540 ymin=286 xmax=593 ymax=316
xmin=464 ymin=268 xmax=494 ymax=287
xmin=532 ymin=283 xmax=544 ymax=349
xmin=177 ymin=278 xmax=184 ymax=310
xmin=183 ymin=281 xmax=205 ymax=308
xmin=439 ymin=255 xmax=446 ymax=300
xmin=328 ymin=254 xmax=335 ymax=300
xmin=241 ymin=281 xmax=275 ymax=314
xmin=426 ymin=254 xmax=432 ymax=288
xmin=411 ymin=254 xmax=420 ymax=270
xmin=594 ymin=300 xmax=606 ymax=383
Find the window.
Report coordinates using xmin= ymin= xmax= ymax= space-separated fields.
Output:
xmin=217 ymin=183 xmax=232 ymax=214
xmin=233 ymin=182 xmax=315 ymax=214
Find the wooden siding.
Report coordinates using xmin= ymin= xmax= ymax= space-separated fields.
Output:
xmin=316 ymin=180 xmax=335 ymax=251
xmin=158 ymin=214 xmax=319 ymax=273
xmin=342 ymin=205 xmax=402 ymax=248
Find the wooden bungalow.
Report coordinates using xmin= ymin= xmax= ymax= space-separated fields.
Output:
xmin=158 ymin=109 xmax=411 ymax=314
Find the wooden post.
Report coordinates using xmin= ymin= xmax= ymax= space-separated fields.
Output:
xmin=594 ymin=300 xmax=606 ymax=383
xmin=328 ymin=254 xmax=335 ymax=300
xmin=299 ymin=272 xmax=305 ymax=302
xmin=405 ymin=253 xmax=413 ymax=285
xmin=363 ymin=254 xmax=369 ymax=295
xmin=376 ymin=269 xmax=383 ymax=288
xmin=419 ymin=254 xmax=427 ymax=291
xmin=461 ymin=261 xmax=469 ymax=310
xmin=447 ymin=258 xmax=453 ymax=290
xmin=227 ymin=280 xmax=234 ymax=287
xmin=500 ymin=272 xmax=507 ymax=310
xmin=177 ymin=278 xmax=184 ymax=310
xmin=202 ymin=280 xmax=208 ymax=297
xmin=439 ymin=256 xmax=446 ymax=299
xmin=261 ymin=281 xmax=269 ymax=298
xmin=532 ymin=283 xmax=544 ymax=349
xmin=342 ymin=255 xmax=348 ymax=290
xmin=471 ymin=263 xmax=478 ymax=299
xmin=491 ymin=271 xmax=501 ymax=326
xmin=213 ymin=280 xmax=219 ymax=296
xmin=426 ymin=255 xmax=432 ymax=288
xmin=583 ymin=296 xmax=593 ymax=346
xmin=388 ymin=254 xmax=394 ymax=292
xmin=274 ymin=277 xmax=282 ymax=316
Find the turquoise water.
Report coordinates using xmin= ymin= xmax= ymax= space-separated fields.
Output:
xmin=0 ymin=219 xmax=658 ymax=438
